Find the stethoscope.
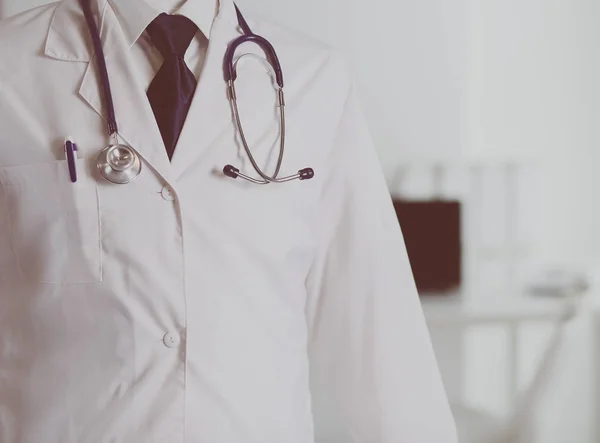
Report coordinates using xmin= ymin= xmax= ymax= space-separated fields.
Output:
xmin=80 ymin=0 xmax=314 ymax=185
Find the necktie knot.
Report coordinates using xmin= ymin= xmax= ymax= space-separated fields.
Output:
xmin=146 ymin=13 xmax=198 ymax=58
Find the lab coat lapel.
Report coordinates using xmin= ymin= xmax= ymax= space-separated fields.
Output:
xmin=77 ymin=4 xmax=173 ymax=183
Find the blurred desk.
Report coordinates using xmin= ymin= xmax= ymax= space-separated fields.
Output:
xmin=421 ymin=290 xmax=581 ymax=326
xmin=420 ymin=289 xmax=585 ymax=443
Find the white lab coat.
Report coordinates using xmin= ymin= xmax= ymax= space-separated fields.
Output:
xmin=0 ymin=0 xmax=457 ymax=442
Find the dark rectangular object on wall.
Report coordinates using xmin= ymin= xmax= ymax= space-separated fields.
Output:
xmin=393 ymin=199 xmax=462 ymax=293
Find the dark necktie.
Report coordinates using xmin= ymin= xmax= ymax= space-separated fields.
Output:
xmin=146 ymin=13 xmax=199 ymax=160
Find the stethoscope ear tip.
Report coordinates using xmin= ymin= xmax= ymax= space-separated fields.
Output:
xmin=223 ymin=165 xmax=240 ymax=179
xmin=299 ymin=168 xmax=314 ymax=180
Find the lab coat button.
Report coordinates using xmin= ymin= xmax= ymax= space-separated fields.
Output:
xmin=163 ymin=332 xmax=180 ymax=348
xmin=161 ymin=185 xmax=175 ymax=201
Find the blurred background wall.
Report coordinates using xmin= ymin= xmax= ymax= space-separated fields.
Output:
xmin=2 ymin=1 xmax=600 ymax=442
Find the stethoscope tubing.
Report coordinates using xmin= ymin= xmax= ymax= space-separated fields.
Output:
xmin=79 ymin=0 xmax=314 ymax=185
xmin=227 ymin=80 xmax=292 ymax=183
xmin=79 ymin=0 xmax=119 ymax=139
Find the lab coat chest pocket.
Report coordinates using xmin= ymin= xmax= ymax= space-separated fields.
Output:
xmin=0 ymin=159 xmax=102 ymax=284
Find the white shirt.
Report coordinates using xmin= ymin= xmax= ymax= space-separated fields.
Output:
xmin=0 ymin=0 xmax=458 ymax=442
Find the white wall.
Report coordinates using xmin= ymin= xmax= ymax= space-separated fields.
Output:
xmin=467 ymin=0 xmax=600 ymax=269
xmin=464 ymin=3 xmax=600 ymax=442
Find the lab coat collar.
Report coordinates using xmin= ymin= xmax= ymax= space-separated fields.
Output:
xmin=44 ymin=0 xmax=237 ymax=62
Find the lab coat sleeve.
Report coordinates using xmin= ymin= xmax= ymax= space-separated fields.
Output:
xmin=305 ymin=82 xmax=458 ymax=442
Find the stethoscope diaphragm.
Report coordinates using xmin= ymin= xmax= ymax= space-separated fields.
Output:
xmin=96 ymin=144 xmax=142 ymax=184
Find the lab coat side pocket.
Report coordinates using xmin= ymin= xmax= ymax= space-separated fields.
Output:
xmin=0 ymin=159 xmax=103 ymax=285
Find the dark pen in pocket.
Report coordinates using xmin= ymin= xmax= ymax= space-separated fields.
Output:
xmin=64 ymin=136 xmax=78 ymax=183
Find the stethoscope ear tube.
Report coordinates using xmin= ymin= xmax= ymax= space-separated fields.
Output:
xmin=225 ymin=77 xmax=313 ymax=184
xmin=222 ymin=6 xmax=314 ymax=184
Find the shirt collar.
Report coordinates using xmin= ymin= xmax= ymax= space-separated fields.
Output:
xmin=108 ymin=0 xmax=222 ymax=48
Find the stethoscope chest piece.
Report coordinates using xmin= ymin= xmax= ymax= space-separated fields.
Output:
xmin=96 ymin=144 xmax=142 ymax=184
